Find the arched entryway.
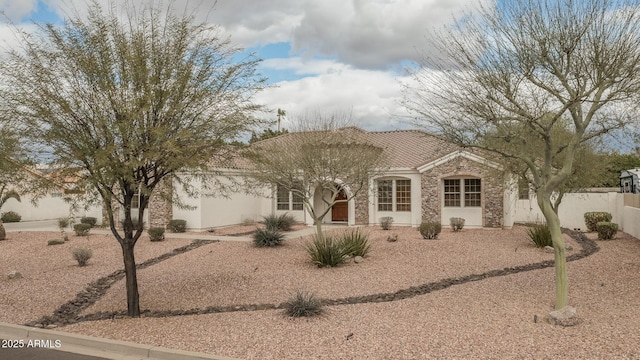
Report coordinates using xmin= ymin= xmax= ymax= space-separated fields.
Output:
xmin=311 ymin=182 xmax=354 ymax=225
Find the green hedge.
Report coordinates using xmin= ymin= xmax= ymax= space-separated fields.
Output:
xmin=584 ymin=212 xmax=612 ymax=232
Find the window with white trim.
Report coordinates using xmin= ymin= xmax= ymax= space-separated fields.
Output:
xmin=518 ymin=179 xmax=530 ymax=200
xmin=443 ymin=178 xmax=481 ymax=207
xmin=276 ymin=183 xmax=305 ymax=211
xmin=377 ymin=178 xmax=411 ymax=212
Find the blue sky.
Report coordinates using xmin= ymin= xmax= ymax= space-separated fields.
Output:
xmin=0 ymin=0 xmax=492 ymax=131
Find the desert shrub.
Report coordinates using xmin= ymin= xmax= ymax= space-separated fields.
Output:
xmin=584 ymin=212 xmax=612 ymax=232
xmin=306 ymin=234 xmax=347 ymax=267
xmin=80 ymin=216 xmax=97 ymax=227
xmin=58 ymin=217 xmax=70 ymax=229
xmin=284 ymin=290 xmax=323 ymax=317
xmin=526 ymin=223 xmax=552 ymax=248
xmin=120 ymin=217 xmax=145 ymax=229
xmin=450 ymin=217 xmax=465 ymax=232
xmin=419 ymin=221 xmax=442 ymax=239
xmin=71 ymin=247 xmax=93 ymax=266
xmin=73 ymin=223 xmax=91 ymax=236
xmin=380 ymin=216 xmax=394 ymax=230
xmin=253 ymin=228 xmax=285 ymax=247
xmin=596 ymin=222 xmax=618 ymax=240
xmin=263 ymin=213 xmax=296 ymax=232
xmin=340 ymin=228 xmax=371 ymax=257
xmin=1 ymin=211 xmax=21 ymax=223
xmin=47 ymin=239 xmax=65 ymax=246
xmin=242 ymin=217 xmax=255 ymax=226
xmin=148 ymin=227 xmax=165 ymax=242
xmin=167 ymin=219 xmax=187 ymax=233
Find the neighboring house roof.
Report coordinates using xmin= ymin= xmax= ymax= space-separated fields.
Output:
xmin=620 ymin=169 xmax=640 ymax=179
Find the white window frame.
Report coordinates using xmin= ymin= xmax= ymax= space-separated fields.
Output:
xmin=377 ymin=178 xmax=411 ymax=212
xmin=443 ymin=178 xmax=481 ymax=208
xmin=276 ymin=183 xmax=305 ymax=211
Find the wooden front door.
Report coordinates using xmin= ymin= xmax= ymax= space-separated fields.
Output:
xmin=331 ymin=190 xmax=348 ymax=222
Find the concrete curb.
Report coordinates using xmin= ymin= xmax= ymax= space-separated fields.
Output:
xmin=0 ymin=322 xmax=240 ymax=360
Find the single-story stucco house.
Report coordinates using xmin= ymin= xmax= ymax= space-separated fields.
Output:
xmin=143 ymin=128 xmax=517 ymax=230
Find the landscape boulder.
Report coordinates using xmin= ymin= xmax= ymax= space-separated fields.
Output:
xmin=546 ymin=306 xmax=582 ymax=327
xmin=7 ymin=270 xmax=22 ymax=280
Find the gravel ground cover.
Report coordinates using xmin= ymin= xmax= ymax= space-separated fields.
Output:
xmin=0 ymin=231 xmax=192 ymax=324
xmin=2 ymin=226 xmax=640 ymax=359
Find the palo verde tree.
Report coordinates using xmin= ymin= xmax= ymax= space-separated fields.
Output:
xmin=247 ymin=113 xmax=388 ymax=238
xmin=404 ymin=0 xmax=640 ymax=310
xmin=0 ymin=1 xmax=265 ymax=316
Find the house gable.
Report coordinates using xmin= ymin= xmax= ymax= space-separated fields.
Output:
xmin=419 ymin=151 xmax=504 ymax=228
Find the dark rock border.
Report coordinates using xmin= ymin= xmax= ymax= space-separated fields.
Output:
xmin=31 ymin=229 xmax=598 ymax=326
xmin=26 ymin=239 xmax=218 ymax=328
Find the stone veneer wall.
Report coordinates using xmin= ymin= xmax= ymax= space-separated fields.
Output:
xmin=354 ymin=186 xmax=369 ymax=225
xmin=101 ymin=199 xmax=120 ymax=227
xmin=421 ymin=156 xmax=503 ymax=228
xmin=149 ymin=177 xmax=173 ymax=228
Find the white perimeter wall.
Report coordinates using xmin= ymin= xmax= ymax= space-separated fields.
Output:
xmin=513 ymin=192 xmax=623 ymax=231
xmin=2 ymin=195 xmax=102 ymax=223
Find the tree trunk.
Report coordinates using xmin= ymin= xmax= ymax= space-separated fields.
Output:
xmin=537 ymin=192 xmax=568 ymax=309
xmin=121 ymin=240 xmax=140 ymax=317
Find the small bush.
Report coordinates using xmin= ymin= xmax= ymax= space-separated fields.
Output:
xmin=148 ymin=227 xmax=165 ymax=242
xmin=253 ymin=228 xmax=285 ymax=247
xmin=58 ymin=217 xmax=70 ymax=229
xmin=47 ymin=239 xmax=65 ymax=246
xmin=120 ymin=217 xmax=145 ymax=229
xmin=380 ymin=216 xmax=394 ymax=230
xmin=526 ymin=223 xmax=552 ymax=248
xmin=263 ymin=213 xmax=296 ymax=232
xmin=419 ymin=221 xmax=442 ymax=239
xmin=584 ymin=212 xmax=612 ymax=232
xmin=80 ymin=216 xmax=97 ymax=227
xmin=596 ymin=222 xmax=618 ymax=240
xmin=1 ymin=211 xmax=21 ymax=223
xmin=284 ymin=290 xmax=324 ymax=317
xmin=306 ymin=234 xmax=347 ymax=267
xmin=450 ymin=217 xmax=465 ymax=232
xmin=167 ymin=219 xmax=187 ymax=233
xmin=340 ymin=228 xmax=371 ymax=257
xmin=73 ymin=223 xmax=91 ymax=236
xmin=71 ymin=247 xmax=93 ymax=266
xmin=242 ymin=217 xmax=255 ymax=226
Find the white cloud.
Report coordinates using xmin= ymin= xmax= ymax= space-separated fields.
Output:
xmin=0 ymin=0 xmax=37 ymax=22
xmin=256 ymin=59 xmax=413 ymax=131
xmin=38 ymin=0 xmax=493 ymax=70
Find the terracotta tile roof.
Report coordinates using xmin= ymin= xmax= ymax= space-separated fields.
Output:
xmin=363 ymin=129 xmax=459 ymax=169
xmin=233 ymin=127 xmax=461 ymax=170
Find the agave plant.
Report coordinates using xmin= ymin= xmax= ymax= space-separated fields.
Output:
xmin=0 ymin=186 xmax=20 ymax=240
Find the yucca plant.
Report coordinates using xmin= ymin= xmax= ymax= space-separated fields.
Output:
xmin=305 ymin=234 xmax=347 ymax=267
xmin=253 ymin=228 xmax=285 ymax=247
xmin=284 ymin=290 xmax=323 ymax=317
xmin=340 ymin=228 xmax=371 ymax=257
xmin=263 ymin=213 xmax=296 ymax=232
xmin=526 ymin=223 xmax=552 ymax=248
